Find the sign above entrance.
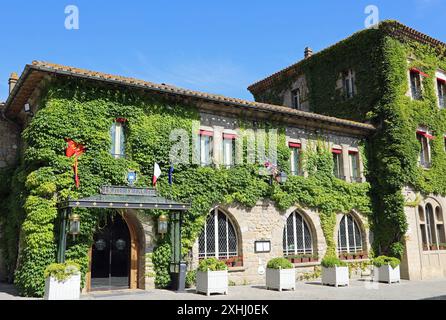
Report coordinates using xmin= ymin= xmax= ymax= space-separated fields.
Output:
xmin=100 ymin=186 xmax=157 ymax=197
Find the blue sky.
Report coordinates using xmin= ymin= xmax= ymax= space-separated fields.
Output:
xmin=1 ymin=0 xmax=445 ymax=102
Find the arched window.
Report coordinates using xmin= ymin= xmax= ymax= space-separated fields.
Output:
xmin=283 ymin=211 xmax=313 ymax=255
xmin=338 ymin=214 xmax=363 ymax=254
xmin=198 ymin=208 xmax=238 ymax=259
xmin=420 ymin=203 xmax=446 ymax=251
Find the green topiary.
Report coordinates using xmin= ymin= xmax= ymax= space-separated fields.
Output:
xmin=197 ymin=258 xmax=228 ymax=272
xmin=372 ymin=256 xmax=400 ymax=269
xmin=321 ymin=256 xmax=347 ymax=268
xmin=266 ymin=257 xmax=294 ymax=270
xmin=185 ymin=270 xmax=196 ymax=288
xmin=44 ymin=261 xmax=80 ymax=282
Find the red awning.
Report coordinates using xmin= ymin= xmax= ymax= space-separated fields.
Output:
xmin=410 ymin=68 xmax=429 ymax=78
xmin=348 ymin=150 xmax=359 ymax=155
xmin=437 ymin=78 xmax=446 ymax=84
xmin=289 ymin=142 xmax=301 ymax=148
xmin=332 ymin=149 xmax=342 ymax=154
xmin=199 ymin=130 xmax=214 ymax=137
xmin=417 ymin=130 xmax=435 ymax=140
xmin=223 ymin=133 xmax=237 ymax=140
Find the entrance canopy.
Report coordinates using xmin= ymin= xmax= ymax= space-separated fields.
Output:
xmin=59 ymin=186 xmax=190 ymax=211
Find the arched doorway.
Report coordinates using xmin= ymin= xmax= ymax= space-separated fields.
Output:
xmin=90 ymin=213 xmax=131 ymax=291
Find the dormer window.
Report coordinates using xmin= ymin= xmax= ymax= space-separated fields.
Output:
xmin=110 ymin=119 xmax=126 ymax=159
xmin=437 ymin=78 xmax=446 ymax=109
xmin=291 ymin=89 xmax=301 ymax=110
xmin=410 ymin=68 xmax=426 ymax=100
xmin=343 ymin=70 xmax=356 ymax=98
xmin=417 ymin=129 xmax=434 ymax=168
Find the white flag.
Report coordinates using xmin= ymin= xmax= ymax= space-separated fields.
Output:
xmin=153 ymin=163 xmax=162 ymax=186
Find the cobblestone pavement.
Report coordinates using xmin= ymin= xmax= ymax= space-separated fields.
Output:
xmin=1 ymin=279 xmax=445 ymax=300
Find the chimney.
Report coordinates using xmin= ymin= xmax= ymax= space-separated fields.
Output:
xmin=8 ymin=72 xmax=18 ymax=94
xmin=304 ymin=47 xmax=313 ymax=59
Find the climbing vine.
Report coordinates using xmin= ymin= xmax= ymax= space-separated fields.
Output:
xmin=1 ymin=75 xmax=371 ymax=297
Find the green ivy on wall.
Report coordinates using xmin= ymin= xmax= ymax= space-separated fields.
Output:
xmin=0 ymin=77 xmax=371 ymax=297
xmin=252 ymin=21 xmax=446 ymax=259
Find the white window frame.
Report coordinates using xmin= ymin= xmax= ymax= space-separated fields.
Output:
xmin=349 ymin=151 xmax=360 ymax=182
xmin=110 ymin=121 xmax=125 ymax=159
xmin=436 ymin=72 xmax=446 ymax=109
xmin=289 ymin=142 xmax=302 ymax=176
xmin=198 ymin=131 xmax=213 ymax=166
xmin=417 ymin=129 xmax=433 ymax=168
xmin=222 ymin=134 xmax=236 ymax=168
xmin=283 ymin=211 xmax=313 ymax=256
xmin=343 ymin=69 xmax=355 ymax=98
xmin=291 ymin=88 xmax=301 ymax=110
xmin=337 ymin=214 xmax=363 ymax=254
xmin=410 ymin=69 xmax=423 ymax=100
xmin=198 ymin=208 xmax=238 ymax=260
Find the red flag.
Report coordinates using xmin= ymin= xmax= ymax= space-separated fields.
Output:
xmin=65 ymin=139 xmax=86 ymax=188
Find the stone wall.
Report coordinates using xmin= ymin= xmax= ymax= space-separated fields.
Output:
xmin=0 ymin=115 xmax=19 ymax=168
xmin=401 ymin=187 xmax=446 ymax=280
xmin=190 ymin=201 xmax=371 ymax=286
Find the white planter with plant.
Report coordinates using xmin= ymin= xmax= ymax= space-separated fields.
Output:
xmin=265 ymin=258 xmax=296 ymax=291
xmin=196 ymin=258 xmax=228 ymax=296
xmin=373 ymin=256 xmax=401 ymax=284
xmin=321 ymin=257 xmax=349 ymax=287
xmin=43 ymin=261 xmax=81 ymax=300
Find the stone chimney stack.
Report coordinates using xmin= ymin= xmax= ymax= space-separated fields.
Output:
xmin=8 ymin=72 xmax=18 ymax=94
xmin=304 ymin=47 xmax=313 ymax=59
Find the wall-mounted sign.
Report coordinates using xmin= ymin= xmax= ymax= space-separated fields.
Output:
xmin=127 ymin=171 xmax=137 ymax=186
xmin=255 ymin=240 xmax=271 ymax=253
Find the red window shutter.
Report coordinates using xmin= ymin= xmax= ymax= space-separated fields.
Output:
xmin=332 ymin=149 xmax=342 ymax=154
xmin=223 ymin=133 xmax=237 ymax=140
xmin=200 ymin=130 xmax=214 ymax=137
xmin=410 ymin=68 xmax=429 ymax=78
xmin=348 ymin=150 xmax=359 ymax=155
xmin=289 ymin=142 xmax=301 ymax=148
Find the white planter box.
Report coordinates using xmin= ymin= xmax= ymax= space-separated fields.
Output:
xmin=266 ymin=268 xmax=296 ymax=291
xmin=196 ymin=270 xmax=228 ymax=296
xmin=44 ymin=274 xmax=81 ymax=300
xmin=373 ymin=265 xmax=400 ymax=284
xmin=321 ymin=267 xmax=349 ymax=287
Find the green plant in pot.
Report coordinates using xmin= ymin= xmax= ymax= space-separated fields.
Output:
xmin=372 ymin=256 xmax=400 ymax=269
xmin=197 ymin=258 xmax=228 ymax=272
xmin=44 ymin=261 xmax=80 ymax=282
xmin=321 ymin=256 xmax=347 ymax=268
xmin=267 ymin=257 xmax=294 ymax=270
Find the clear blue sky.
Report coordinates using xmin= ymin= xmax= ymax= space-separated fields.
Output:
xmin=1 ymin=0 xmax=445 ymax=102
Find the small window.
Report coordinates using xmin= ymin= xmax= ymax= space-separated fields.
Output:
xmin=222 ymin=133 xmax=236 ymax=168
xmin=332 ymin=149 xmax=343 ymax=179
xmin=289 ymin=142 xmax=302 ymax=176
xmin=410 ymin=70 xmax=423 ymax=100
xmin=343 ymin=70 xmax=355 ymax=99
xmin=110 ymin=121 xmax=125 ymax=159
xmin=291 ymin=89 xmax=301 ymax=110
xmin=338 ymin=214 xmax=363 ymax=255
xmin=420 ymin=204 xmax=446 ymax=251
xmin=349 ymin=151 xmax=361 ymax=183
xmin=197 ymin=130 xmax=213 ymax=166
xmin=417 ymin=130 xmax=433 ymax=168
xmin=437 ymin=79 xmax=446 ymax=109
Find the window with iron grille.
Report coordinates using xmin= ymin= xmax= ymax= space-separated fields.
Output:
xmin=283 ymin=211 xmax=313 ymax=256
xmin=198 ymin=208 xmax=238 ymax=259
xmin=420 ymin=203 xmax=446 ymax=251
xmin=110 ymin=122 xmax=125 ymax=159
xmin=337 ymin=215 xmax=363 ymax=254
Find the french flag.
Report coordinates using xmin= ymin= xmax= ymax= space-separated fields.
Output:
xmin=153 ymin=163 xmax=162 ymax=187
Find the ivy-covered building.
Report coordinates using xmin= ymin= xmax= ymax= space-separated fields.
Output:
xmin=0 ymin=20 xmax=445 ymax=296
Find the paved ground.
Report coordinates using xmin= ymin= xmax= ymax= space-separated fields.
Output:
xmin=1 ymin=278 xmax=446 ymax=300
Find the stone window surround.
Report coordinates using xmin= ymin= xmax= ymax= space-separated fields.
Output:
xmin=435 ymin=71 xmax=446 ymax=109
xmin=335 ymin=211 xmax=369 ymax=256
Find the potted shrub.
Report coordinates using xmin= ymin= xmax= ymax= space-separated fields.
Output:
xmin=43 ymin=261 xmax=81 ymax=300
xmin=373 ymin=256 xmax=401 ymax=284
xmin=430 ymin=244 xmax=438 ymax=251
xmin=439 ymin=243 xmax=446 ymax=250
xmin=196 ymin=258 xmax=228 ymax=296
xmin=321 ymin=256 xmax=349 ymax=287
xmin=310 ymin=254 xmax=319 ymax=263
xmin=266 ymin=258 xmax=296 ymax=292
xmin=301 ymin=254 xmax=311 ymax=263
